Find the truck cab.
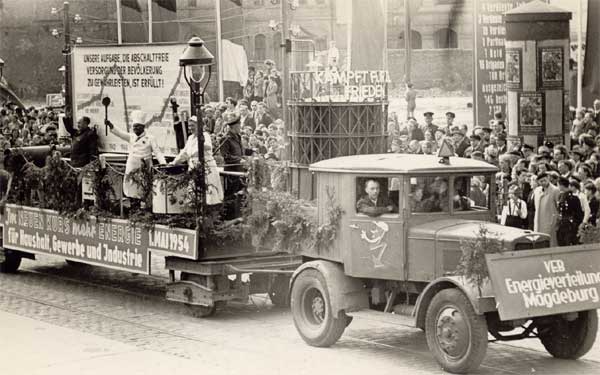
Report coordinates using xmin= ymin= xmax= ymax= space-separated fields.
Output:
xmin=303 ymin=153 xmax=549 ymax=281
xmin=291 ymin=153 xmax=598 ymax=374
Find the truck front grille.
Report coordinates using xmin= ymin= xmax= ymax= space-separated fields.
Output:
xmin=514 ymin=240 xmax=550 ymax=251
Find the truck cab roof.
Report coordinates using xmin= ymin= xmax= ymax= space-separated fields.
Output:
xmin=309 ymin=154 xmax=499 ymax=175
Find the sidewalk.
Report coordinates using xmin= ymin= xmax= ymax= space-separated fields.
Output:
xmin=0 ymin=311 xmax=202 ymax=375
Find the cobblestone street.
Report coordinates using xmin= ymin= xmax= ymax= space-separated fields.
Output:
xmin=1 ymin=254 xmax=599 ymax=374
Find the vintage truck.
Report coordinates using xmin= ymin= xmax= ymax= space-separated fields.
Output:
xmin=289 ymin=153 xmax=600 ymax=374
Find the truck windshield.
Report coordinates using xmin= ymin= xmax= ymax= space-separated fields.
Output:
xmin=409 ymin=176 xmax=450 ymax=213
xmin=452 ymin=175 xmax=490 ymax=212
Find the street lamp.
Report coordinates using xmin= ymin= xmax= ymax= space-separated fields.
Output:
xmin=179 ymin=37 xmax=214 ymax=258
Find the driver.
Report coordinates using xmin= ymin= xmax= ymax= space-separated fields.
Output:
xmin=356 ymin=179 xmax=397 ymax=217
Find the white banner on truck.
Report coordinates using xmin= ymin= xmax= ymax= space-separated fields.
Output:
xmin=72 ymin=43 xmax=191 ymax=157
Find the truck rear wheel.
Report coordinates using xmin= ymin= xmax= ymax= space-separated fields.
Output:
xmin=538 ymin=310 xmax=598 ymax=359
xmin=425 ymin=288 xmax=488 ymax=374
xmin=291 ymin=269 xmax=347 ymax=347
xmin=0 ymin=251 xmax=22 ymax=273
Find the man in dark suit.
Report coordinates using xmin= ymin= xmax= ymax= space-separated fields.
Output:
xmin=557 ymin=176 xmax=583 ymax=246
xmin=255 ymin=102 xmax=273 ymax=127
xmin=451 ymin=127 xmax=470 ymax=157
xmin=239 ymin=103 xmax=256 ymax=131
xmin=220 ymin=113 xmax=252 ymax=218
xmin=63 ymin=115 xmax=98 ymax=167
xmin=356 ymin=179 xmax=397 ymax=217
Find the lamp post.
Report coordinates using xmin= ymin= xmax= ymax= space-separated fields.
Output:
xmin=179 ymin=37 xmax=214 ymax=259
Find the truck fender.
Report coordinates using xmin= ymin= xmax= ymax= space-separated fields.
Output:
xmin=414 ymin=276 xmax=493 ymax=330
xmin=290 ymin=260 xmax=369 ymax=319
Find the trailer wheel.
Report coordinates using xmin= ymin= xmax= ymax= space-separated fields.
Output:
xmin=186 ymin=301 xmax=225 ymax=318
xmin=0 ymin=251 xmax=21 ymax=273
xmin=538 ymin=310 xmax=598 ymax=359
xmin=269 ymin=274 xmax=291 ymax=307
xmin=291 ymin=269 xmax=347 ymax=347
xmin=425 ymin=288 xmax=488 ymax=374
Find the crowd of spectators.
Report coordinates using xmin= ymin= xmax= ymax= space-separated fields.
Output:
xmin=202 ymin=97 xmax=286 ymax=164
xmin=387 ymin=100 xmax=600 ymax=246
xmin=0 ymin=103 xmax=62 ymax=148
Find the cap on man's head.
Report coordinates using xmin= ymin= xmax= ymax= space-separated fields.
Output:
xmin=130 ymin=110 xmax=146 ymax=125
xmin=423 ymin=111 xmax=434 ymax=117
xmin=189 ymin=115 xmax=198 ymax=123
xmin=494 ymin=111 xmax=504 ymax=120
xmin=445 ymin=111 xmax=455 ymax=118
xmin=470 ymin=134 xmax=481 ymax=141
xmin=496 ymin=132 xmax=507 ymax=142
xmin=522 ymin=144 xmax=534 ymax=151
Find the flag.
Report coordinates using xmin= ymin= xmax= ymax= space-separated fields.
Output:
xmin=121 ymin=0 xmax=141 ymax=12
xmin=351 ymin=0 xmax=384 ymax=70
xmin=152 ymin=0 xmax=178 ymax=42
xmin=583 ymin=0 xmax=600 ymax=106
xmin=120 ymin=0 xmax=147 ymax=43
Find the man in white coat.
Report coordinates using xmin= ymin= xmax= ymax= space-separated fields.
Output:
xmin=533 ymin=172 xmax=560 ymax=246
xmin=105 ymin=110 xmax=166 ymax=203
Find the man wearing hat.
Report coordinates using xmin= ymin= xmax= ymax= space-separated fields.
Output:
xmin=464 ymin=134 xmax=485 ymax=158
xmin=105 ymin=110 xmax=166 ymax=201
xmin=422 ymin=112 xmax=438 ymax=135
xmin=496 ymin=132 xmax=507 ymax=155
xmin=444 ymin=112 xmax=455 ymax=133
xmin=220 ymin=112 xmax=250 ymax=218
xmin=451 ymin=126 xmax=469 ymax=157
xmin=521 ymin=144 xmax=535 ymax=161
xmin=556 ymin=177 xmax=583 ymax=246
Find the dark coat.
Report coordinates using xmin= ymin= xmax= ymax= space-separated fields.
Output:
xmin=240 ymin=115 xmax=256 ymax=131
xmin=255 ymin=113 xmax=273 ymax=127
xmin=64 ymin=117 xmax=98 ymax=168
xmin=220 ymin=132 xmax=244 ymax=172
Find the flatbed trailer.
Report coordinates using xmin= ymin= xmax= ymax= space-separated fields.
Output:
xmin=0 ymin=202 xmax=302 ymax=316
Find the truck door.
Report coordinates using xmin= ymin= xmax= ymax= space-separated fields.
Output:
xmin=346 ymin=176 xmax=405 ymax=280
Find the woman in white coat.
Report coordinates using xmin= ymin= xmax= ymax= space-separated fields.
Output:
xmin=170 ymin=115 xmax=224 ymax=205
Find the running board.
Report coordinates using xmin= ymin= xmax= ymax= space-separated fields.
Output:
xmin=347 ymin=309 xmax=416 ymax=328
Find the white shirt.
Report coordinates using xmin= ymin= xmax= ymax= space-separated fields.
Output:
xmin=501 ymin=198 xmax=528 ymax=225
xmin=110 ymin=127 xmax=166 ymax=168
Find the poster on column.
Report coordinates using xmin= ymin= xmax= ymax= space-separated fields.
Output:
xmin=474 ymin=0 xmax=529 ymax=126
xmin=71 ymin=43 xmax=191 ymax=157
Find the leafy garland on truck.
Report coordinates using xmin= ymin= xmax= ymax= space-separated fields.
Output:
xmin=456 ymin=224 xmax=505 ymax=292
xmin=5 ymin=151 xmax=343 ymax=254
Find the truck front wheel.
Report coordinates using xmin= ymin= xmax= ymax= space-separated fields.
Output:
xmin=425 ymin=288 xmax=488 ymax=374
xmin=291 ymin=269 xmax=347 ymax=347
xmin=538 ymin=310 xmax=597 ymax=359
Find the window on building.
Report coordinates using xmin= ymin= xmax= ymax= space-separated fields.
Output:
xmin=433 ymin=28 xmax=458 ymax=49
xmin=398 ymin=30 xmax=422 ymax=50
xmin=255 ymin=34 xmax=266 ymax=61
